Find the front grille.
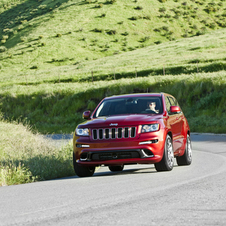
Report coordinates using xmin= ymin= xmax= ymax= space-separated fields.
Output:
xmin=92 ymin=127 xmax=136 ymax=140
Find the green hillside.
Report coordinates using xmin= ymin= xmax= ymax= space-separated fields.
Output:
xmin=1 ymin=0 xmax=226 ymax=134
xmin=1 ymin=0 xmax=226 ymax=74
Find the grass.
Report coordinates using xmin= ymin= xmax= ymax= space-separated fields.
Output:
xmin=1 ymin=0 xmax=226 ymax=75
xmin=0 ymin=115 xmax=74 ymax=186
xmin=1 ymin=28 xmax=226 ymax=133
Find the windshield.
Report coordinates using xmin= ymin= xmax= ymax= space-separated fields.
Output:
xmin=94 ymin=96 xmax=163 ymax=118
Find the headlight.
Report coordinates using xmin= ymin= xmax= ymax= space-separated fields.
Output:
xmin=76 ymin=128 xmax=89 ymax=136
xmin=141 ymin=124 xmax=159 ymax=133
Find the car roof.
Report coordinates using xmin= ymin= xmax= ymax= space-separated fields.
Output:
xmin=104 ymin=93 xmax=164 ymax=100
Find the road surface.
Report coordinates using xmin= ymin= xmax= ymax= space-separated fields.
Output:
xmin=0 ymin=134 xmax=226 ymax=226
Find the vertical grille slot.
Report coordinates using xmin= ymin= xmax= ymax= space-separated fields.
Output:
xmin=105 ymin=129 xmax=110 ymax=139
xmin=99 ymin=129 xmax=103 ymax=139
xmin=124 ymin=128 xmax=129 ymax=138
xmin=92 ymin=127 xmax=136 ymax=140
xmin=131 ymin=127 xmax=136 ymax=138
xmin=118 ymin=128 xmax=123 ymax=138
xmin=112 ymin=128 xmax=116 ymax=139
xmin=93 ymin=129 xmax=97 ymax=140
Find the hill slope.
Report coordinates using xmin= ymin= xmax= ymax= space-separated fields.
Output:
xmin=0 ymin=0 xmax=226 ymax=134
xmin=1 ymin=0 xmax=226 ymax=74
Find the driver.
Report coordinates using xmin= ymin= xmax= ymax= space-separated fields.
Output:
xmin=147 ymin=101 xmax=159 ymax=113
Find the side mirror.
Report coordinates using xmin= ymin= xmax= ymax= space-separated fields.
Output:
xmin=170 ymin=106 xmax=181 ymax=114
xmin=83 ymin=111 xmax=91 ymax=119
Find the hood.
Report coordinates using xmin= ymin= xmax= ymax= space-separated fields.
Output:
xmin=79 ymin=114 xmax=163 ymax=128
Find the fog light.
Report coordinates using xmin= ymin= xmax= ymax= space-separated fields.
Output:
xmin=76 ymin=144 xmax=90 ymax=148
xmin=139 ymin=139 xmax=158 ymax=145
xmin=80 ymin=153 xmax=88 ymax=161
xmin=141 ymin=149 xmax=154 ymax=157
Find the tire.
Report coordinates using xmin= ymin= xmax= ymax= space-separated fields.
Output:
xmin=108 ymin=165 xmax=124 ymax=172
xmin=154 ymin=134 xmax=174 ymax=172
xmin=176 ymin=134 xmax=192 ymax=166
xmin=73 ymin=153 xmax=95 ymax=177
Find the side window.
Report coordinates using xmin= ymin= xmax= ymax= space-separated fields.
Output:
xmin=168 ymin=96 xmax=176 ymax=106
xmin=165 ymin=96 xmax=171 ymax=113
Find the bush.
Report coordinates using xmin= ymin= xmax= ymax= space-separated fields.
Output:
xmin=0 ymin=120 xmax=74 ymax=186
xmin=2 ymin=35 xmax=9 ymax=40
xmin=129 ymin=16 xmax=138 ymax=20
xmin=134 ymin=6 xmax=143 ymax=10
xmin=159 ymin=7 xmax=166 ymax=13
xmin=105 ymin=29 xmax=116 ymax=35
xmin=121 ymin=32 xmax=129 ymax=36
xmin=92 ymin=28 xmax=103 ymax=33
xmin=95 ymin=3 xmax=103 ymax=8
xmin=0 ymin=46 xmax=7 ymax=52
xmin=139 ymin=36 xmax=150 ymax=43
xmin=143 ymin=15 xmax=151 ymax=20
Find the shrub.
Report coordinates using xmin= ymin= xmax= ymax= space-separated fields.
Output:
xmin=20 ymin=37 xmax=26 ymax=42
xmin=154 ymin=28 xmax=161 ymax=32
xmin=106 ymin=0 xmax=116 ymax=3
xmin=154 ymin=40 xmax=162 ymax=44
xmin=121 ymin=32 xmax=129 ymax=36
xmin=162 ymin=26 xmax=169 ymax=31
xmin=143 ymin=15 xmax=151 ymax=20
xmin=159 ymin=7 xmax=166 ymax=13
xmin=87 ymin=100 xmax=96 ymax=110
xmin=129 ymin=16 xmax=138 ymax=20
xmin=18 ymin=25 xmax=24 ymax=31
xmin=2 ymin=35 xmax=9 ymax=40
xmin=92 ymin=28 xmax=103 ymax=33
xmin=139 ymin=36 xmax=150 ymax=42
xmin=95 ymin=3 xmax=103 ymax=8
xmin=0 ymin=46 xmax=7 ymax=52
xmin=105 ymin=29 xmax=116 ymax=35
xmin=30 ymin=65 xmax=38 ymax=69
xmin=134 ymin=6 xmax=143 ymax=10
xmin=208 ymin=23 xmax=217 ymax=29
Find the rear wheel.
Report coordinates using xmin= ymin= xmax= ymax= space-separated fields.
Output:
xmin=108 ymin=165 xmax=124 ymax=172
xmin=176 ymin=134 xmax=192 ymax=166
xmin=73 ymin=153 xmax=95 ymax=177
xmin=154 ymin=134 xmax=174 ymax=172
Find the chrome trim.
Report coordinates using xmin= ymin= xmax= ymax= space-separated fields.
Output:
xmin=92 ymin=127 xmax=136 ymax=140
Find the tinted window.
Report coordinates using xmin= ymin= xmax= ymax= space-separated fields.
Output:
xmin=165 ymin=96 xmax=171 ymax=113
xmin=168 ymin=96 xmax=176 ymax=106
xmin=93 ymin=96 xmax=163 ymax=117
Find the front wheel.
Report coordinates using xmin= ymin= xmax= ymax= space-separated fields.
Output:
xmin=154 ymin=134 xmax=174 ymax=172
xmin=73 ymin=153 xmax=95 ymax=177
xmin=176 ymin=134 xmax=192 ymax=166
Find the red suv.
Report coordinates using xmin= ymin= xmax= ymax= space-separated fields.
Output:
xmin=73 ymin=93 xmax=192 ymax=177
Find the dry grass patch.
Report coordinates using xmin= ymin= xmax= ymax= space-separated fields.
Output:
xmin=0 ymin=116 xmax=74 ymax=186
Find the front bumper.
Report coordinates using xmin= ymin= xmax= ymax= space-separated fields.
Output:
xmin=73 ymin=131 xmax=166 ymax=166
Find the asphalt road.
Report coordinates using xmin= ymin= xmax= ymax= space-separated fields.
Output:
xmin=0 ymin=134 xmax=226 ymax=226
